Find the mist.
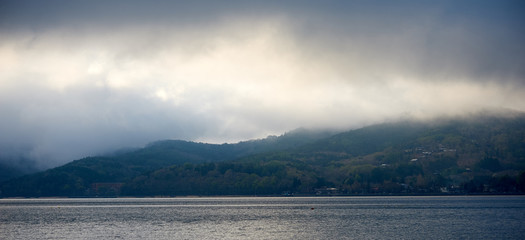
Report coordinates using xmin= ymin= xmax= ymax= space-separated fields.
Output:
xmin=1 ymin=0 xmax=524 ymax=169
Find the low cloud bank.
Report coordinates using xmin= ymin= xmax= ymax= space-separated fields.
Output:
xmin=1 ymin=1 xmax=524 ymax=169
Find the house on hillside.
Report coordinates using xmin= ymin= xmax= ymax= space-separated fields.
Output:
xmin=315 ymin=187 xmax=339 ymax=196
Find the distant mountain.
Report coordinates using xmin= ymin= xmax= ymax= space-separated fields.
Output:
xmin=0 ymin=163 xmax=29 ymax=183
xmin=0 ymin=159 xmax=40 ymax=183
xmin=0 ymin=128 xmax=334 ymax=197
xmin=2 ymin=112 xmax=525 ymax=197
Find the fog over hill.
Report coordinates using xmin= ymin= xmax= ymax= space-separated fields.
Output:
xmin=1 ymin=1 xmax=524 ymax=171
xmin=1 ymin=112 xmax=524 ymax=197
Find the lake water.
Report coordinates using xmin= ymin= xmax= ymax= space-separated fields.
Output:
xmin=0 ymin=196 xmax=524 ymax=239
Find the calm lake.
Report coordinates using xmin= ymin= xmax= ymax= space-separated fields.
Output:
xmin=0 ymin=196 xmax=524 ymax=239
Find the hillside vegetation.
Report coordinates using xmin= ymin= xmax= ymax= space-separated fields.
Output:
xmin=1 ymin=113 xmax=525 ymax=197
xmin=0 ymin=129 xmax=334 ymax=197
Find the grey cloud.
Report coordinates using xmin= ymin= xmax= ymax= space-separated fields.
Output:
xmin=1 ymin=0 xmax=524 ymax=169
xmin=3 ymin=0 xmax=523 ymax=84
xmin=0 ymin=80 xmax=214 ymax=168
xmin=287 ymin=1 xmax=525 ymax=85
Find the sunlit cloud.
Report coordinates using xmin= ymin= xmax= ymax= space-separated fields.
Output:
xmin=0 ymin=0 xmax=524 ymax=168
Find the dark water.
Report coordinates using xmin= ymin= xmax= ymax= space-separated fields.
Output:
xmin=0 ymin=196 xmax=524 ymax=239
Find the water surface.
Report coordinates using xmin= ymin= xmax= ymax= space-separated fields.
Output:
xmin=1 ymin=196 xmax=524 ymax=239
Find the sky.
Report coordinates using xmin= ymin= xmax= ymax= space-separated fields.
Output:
xmin=1 ymin=0 xmax=524 ymax=169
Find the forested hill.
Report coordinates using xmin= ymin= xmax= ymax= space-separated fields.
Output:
xmin=122 ymin=114 xmax=525 ymax=196
xmin=0 ymin=128 xmax=334 ymax=197
xmin=1 ymin=113 xmax=525 ymax=197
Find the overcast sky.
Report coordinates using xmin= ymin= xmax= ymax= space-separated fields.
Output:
xmin=1 ymin=0 xmax=524 ymax=169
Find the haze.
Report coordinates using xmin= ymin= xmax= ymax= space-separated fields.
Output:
xmin=1 ymin=0 xmax=524 ymax=169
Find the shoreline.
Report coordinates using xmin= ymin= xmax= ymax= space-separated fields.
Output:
xmin=1 ymin=192 xmax=524 ymax=199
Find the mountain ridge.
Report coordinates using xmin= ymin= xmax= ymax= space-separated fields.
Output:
xmin=0 ymin=128 xmax=335 ymax=196
xmin=122 ymin=113 xmax=525 ymax=196
xmin=1 ymin=112 xmax=525 ymax=197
